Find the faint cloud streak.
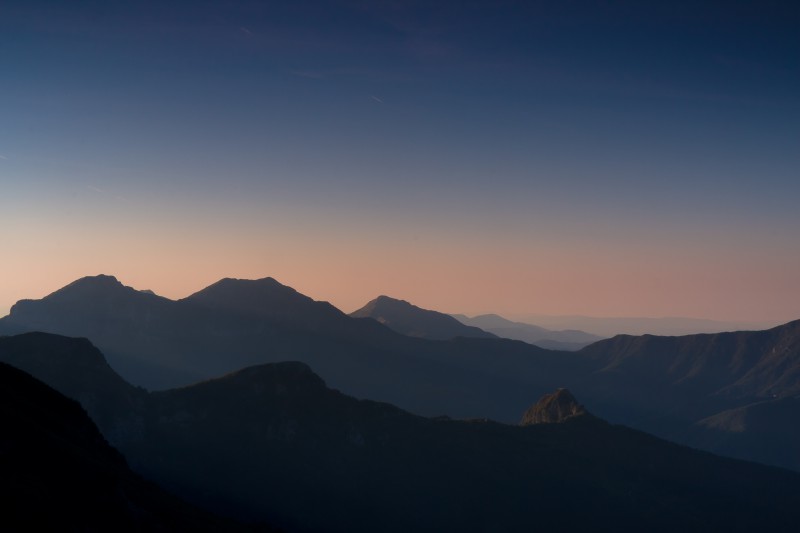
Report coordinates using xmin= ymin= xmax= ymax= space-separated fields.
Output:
xmin=87 ymin=185 xmax=129 ymax=203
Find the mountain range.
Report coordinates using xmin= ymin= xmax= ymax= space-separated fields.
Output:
xmin=452 ymin=312 xmax=603 ymax=349
xmin=509 ymin=314 xmax=773 ymax=337
xmin=2 ymin=332 xmax=800 ymax=532
xmin=348 ymin=295 xmax=602 ymax=350
xmin=0 ymin=275 xmax=584 ymax=422
xmin=2 ymin=274 xmax=800 ymax=475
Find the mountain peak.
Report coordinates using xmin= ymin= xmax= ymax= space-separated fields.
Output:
xmin=364 ymin=295 xmax=413 ymax=310
xmin=7 ymin=275 xmax=146 ymax=319
xmin=520 ymin=388 xmax=588 ymax=425
xmin=186 ymin=277 xmax=302 ymax=306
xmin=375 ymin=295 xmax=405 ymax=302
xmin=184 ymin=276 xmax=345 ymax=323
xmin=220 ymin=276 xmax=281 ymax=286
xmin=350 ymin=296 xmax=496 ymax=340
xmin=211 ymin=361 xmax=327 ymax=392
xmin=73 ymin=273 xmax=120 ymax=283
xmin=189 ymin=276 xmax=294 ymax=295
xmin=61 ymin=274 xmax=126 ymax=292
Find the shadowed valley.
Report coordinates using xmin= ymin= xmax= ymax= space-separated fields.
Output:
xmin=2 ymin=332 xmax=800 ymax=532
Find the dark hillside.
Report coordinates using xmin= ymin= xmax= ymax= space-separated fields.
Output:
xmin=0 ymin=361 xmax=268 ymax=531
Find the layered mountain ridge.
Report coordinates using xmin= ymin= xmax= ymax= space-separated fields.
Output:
xmin=3 ymin=274 xmax=800 ymax=475
xmin=3 ymin=332 xmax=800 ymax=532
xmin=0 ymin=275 xmax=577 ymax=423
xmin=453 ymin=312 xmax=603 ymax=350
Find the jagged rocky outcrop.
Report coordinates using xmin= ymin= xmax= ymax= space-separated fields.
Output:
xmin=520 ymin=388 xmax=588 ymax=425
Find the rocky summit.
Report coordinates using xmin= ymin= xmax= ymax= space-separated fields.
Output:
xmin=520 ymin=388 xmax=588 ymax=425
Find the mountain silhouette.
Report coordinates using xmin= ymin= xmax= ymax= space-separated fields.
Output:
xmin=4 ymin=275 xmax=800 ymax=473
xmin=185 ymin=277 xmax=344 ymax=324
xmin=577 ymin=319 xmax=800 ymax=407
xmin=1 ymin=275 xmax=404 ymax=390
xmin=350 ymin=295 xmax=496 ymax=340
xmin=3 ymin=332 xmax=800 ymax=532
xmin=453 ymin=312 xmax=603 ymax=350
xmin=1 ymin=275 xmax=203 ymax=388
xmin=0 ymin=275 xmax=581 ymax=423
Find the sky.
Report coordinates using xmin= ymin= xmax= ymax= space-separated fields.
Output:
xmin=1 ymin=0 xmax=799 ymax=324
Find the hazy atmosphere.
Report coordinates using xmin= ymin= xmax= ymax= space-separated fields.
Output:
xmin=3 ymin=0 xmax=799 ymax=323
xmin=4 ymin=3 xmax=800 ymax=531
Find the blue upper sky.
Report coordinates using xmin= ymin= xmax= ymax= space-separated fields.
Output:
xmin=1 ymin=0 xmax=799 ymax=322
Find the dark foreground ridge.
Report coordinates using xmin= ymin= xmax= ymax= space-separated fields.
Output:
xmin=3 ymin=333 xmax=800 ymax=532
xmin=0 ymin=358 xmax=270 ymax=532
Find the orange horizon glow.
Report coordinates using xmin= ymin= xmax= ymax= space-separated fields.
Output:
xmin=2 ymin=223 xmax=797 ymax=326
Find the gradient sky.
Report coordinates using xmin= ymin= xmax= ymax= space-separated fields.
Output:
xmin=2 ymin=0 xmax=799 ymax=323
